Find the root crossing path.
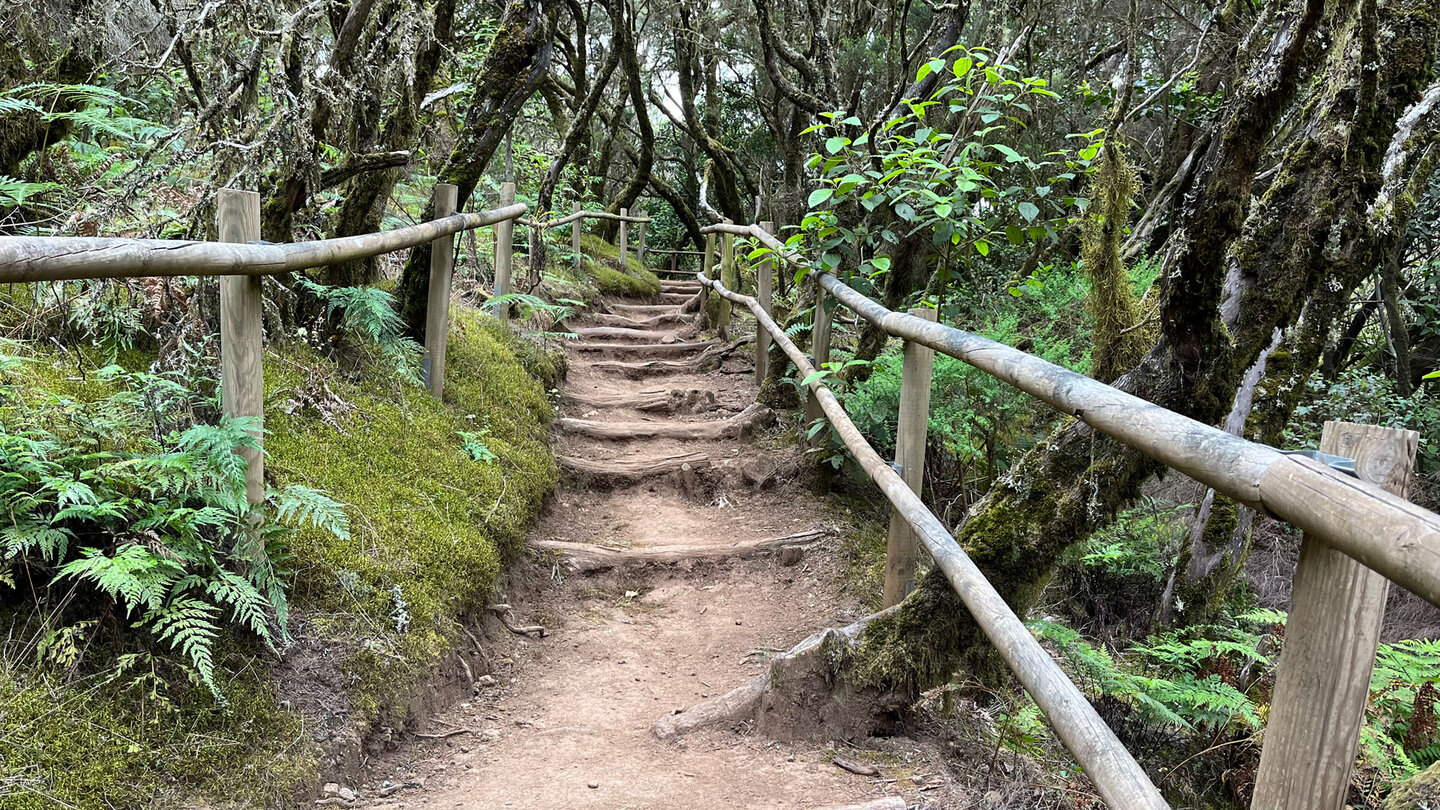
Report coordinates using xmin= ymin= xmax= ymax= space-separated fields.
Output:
xmin=361 ymin=282 xmax=926 ymax=809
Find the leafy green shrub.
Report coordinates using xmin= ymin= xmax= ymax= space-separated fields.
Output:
xmin=1053 ymin=499 xmax=1188 ymax=634
xmin=1286 ymin=368 xmax=1440 ymax=470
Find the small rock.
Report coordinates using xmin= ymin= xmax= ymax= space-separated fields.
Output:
xmin=322 ymin=783 xmax=341 ymax=798
xmin=779 ymin=545 xmax=805 ymax=566
xmin=660 ymin=334 xmax=678 ymax=344
xmin=337 ymin=787 xmax=357 ymax=802
xmin=587 ymin=780 xmax=600 ymax=789
xmin=475 ymin=675 xmax=496 ymax=688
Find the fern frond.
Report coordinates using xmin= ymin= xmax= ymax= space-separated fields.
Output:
xmin=272 ymin=484 xmax=350 ymax=540
xmin=58 ymin=544 xmax=183 ymax=615
xmin=142 ymin=596 xmax=223 ymax=701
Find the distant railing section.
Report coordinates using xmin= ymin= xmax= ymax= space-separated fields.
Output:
xmin=696 ymin=220 xmax=1439 ymax=810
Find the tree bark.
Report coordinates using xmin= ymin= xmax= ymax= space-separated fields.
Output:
xmin=396 ymin=0 xmax=557 ymax=341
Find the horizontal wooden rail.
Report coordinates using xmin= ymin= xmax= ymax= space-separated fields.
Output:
xmin=0 ymin=203 xmax=528 ymax=282
xmin=649 ymin=248 xmax=704 ymax=255
xmin=697 ymin=270 xmax=1169 ymax=809
xmin=519 ymin=209 xmax=652 ymax=229
xmin=699 ymin=222 xmax=1440 ymax=609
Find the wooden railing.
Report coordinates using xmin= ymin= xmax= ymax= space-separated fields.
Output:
xmin=518 ymin=194 xmax=653 ymax=272
xmin=696 ymin=220 xmax=1439 ymax=810
xmin=0 ymin=183 xmax=528 ymax=507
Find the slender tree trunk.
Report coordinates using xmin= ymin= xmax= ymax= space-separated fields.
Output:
xmin=395 ymin=0 xmax=557 ymax=341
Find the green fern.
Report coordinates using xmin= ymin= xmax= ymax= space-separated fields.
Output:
xmin=272 ymin=484 xmax=350 ymax=541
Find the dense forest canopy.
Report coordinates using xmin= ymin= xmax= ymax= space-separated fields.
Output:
xmin=7 ymin=0 xmax=1440 ymax=806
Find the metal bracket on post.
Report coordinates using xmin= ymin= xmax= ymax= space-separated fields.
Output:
xmin=1282 ymin=449 xmax=1359 ymax=478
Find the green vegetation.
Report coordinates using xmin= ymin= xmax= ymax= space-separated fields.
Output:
xmin=577 ymin=233 xmax=661 ymax=296
xmin=266 ymin=308 xmax=557 ymax=717
xmin=0 ymin=282 xmax=559 ymax=807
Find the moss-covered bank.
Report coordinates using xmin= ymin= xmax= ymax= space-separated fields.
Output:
xmin=0 ymin=307 xmax=560 ymax=808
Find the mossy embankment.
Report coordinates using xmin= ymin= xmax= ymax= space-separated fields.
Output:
xmin=0 ymin=306 xmax=561 ymax=808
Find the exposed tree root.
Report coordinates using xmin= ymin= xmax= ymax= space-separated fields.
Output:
xmin=570 ymin=339 xmax=719 ymax=358
xmin=652 ymin=607 xmax=907 ymax=742
xmin=562 ymin=388 xmax=719 ymax=413
xmin=610 ymin=303 xmax=679 ymax=316
xmin=659 ymin=292 xmax=694 ymax=303
xmin=590 ymin=339 xmax=749 ymax=378
xmin=558 ymin=450 xmax=711 ymax=484
xmin=558 ymin=402 xmax=772 ymax=440
xmin=587 ymin=311 xmax=694 ymax=329
xmin=532 ymin=528 xmax=827 ymax=573
xmin=571 ymin=325 xmax=683 ymax=341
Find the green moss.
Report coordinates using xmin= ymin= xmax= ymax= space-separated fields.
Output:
xmin=1386 ymin=759 xmax=1440 ymax=809
xmin=578 ymin=233 xmax=660 ymax=296
xmin=0 ymin=650 xmax=314 ymax=810
xmin=266 ymin=307 xmax=557 ymax=719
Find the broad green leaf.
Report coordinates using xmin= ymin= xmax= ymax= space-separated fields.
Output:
xmin=808 ymin=188 xmax=834 ymax=207
xmin=974 ymin=239 xmax=990 ymax=257
xmin=952 ymin=57 xmax=973 ymax=79
xmin=825 ymin=136 xmax=848 ymax=155
xmin=1018 ymin=201 xmax=1040 ymax=222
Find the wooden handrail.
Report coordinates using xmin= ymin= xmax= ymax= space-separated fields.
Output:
xmin=0 ymin=203 xmax=529 ymax=282
xmin=698 ymin=269 xmax=1169 ymax=810
xmin=699 ymin=222 xmax=1440 ymax=609
xmin=518 ymin=209 xmax=653 ymax=229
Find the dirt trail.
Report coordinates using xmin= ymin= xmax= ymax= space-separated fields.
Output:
xmin=360 ymin=283 xmax=932 ymax=809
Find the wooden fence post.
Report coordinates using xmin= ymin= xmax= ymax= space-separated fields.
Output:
xmin=571 ymin=201 xmax=583 ymax=270
xmin=635 ymin=207 xmax=646 ymax=266
xmin=755 ymin=221 xmax=774 ymax=385
xmin=619 ymin=207 xmax=629 ymax=269
xmin=804 ymin=282 xmax=834 ymax=447
xmin=423 ymin=183 xmax=459 ymax=398
xmin=700 ymin=232 xmax=715 ymax=326
xmin=1252 ymin=421 xmax=1418 ymax=810
xmin=882 ymin=306 xmax=938 ymax=608
xmin=493 ymin=181 xmax=515 ymax=322
xmin=217 ymin=189 xmax=264 ymax=507
xmin=718 ymin=219 xmax=734 ymax=336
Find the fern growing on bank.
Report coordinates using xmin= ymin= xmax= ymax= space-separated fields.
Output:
xmin=0 ymin=346 xmax=348 ymax=701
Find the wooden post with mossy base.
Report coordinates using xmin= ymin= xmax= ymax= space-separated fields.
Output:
xmin=618 ymin=207 xmax=629 ymax=269
xmin=882 ymin=306 xmax=937 ymax=608
xmin=571 ymin=201 xmax=582 ymax=270
xmin=700 ymin=232 xmax=715 ymax=327
xmin=493 ymin=181 xmax=515 ymax=322
xmin=217 ymin=189 xmax=265 ymax=507
xmin=423 ymin=183 xmax=459 ymax=398
xmin=718 ymin=219 xmax=735 ymax=336
xmin=755 ymin=221 xmax=774 ymax=384
xmin=804 ymin=280 xmax=833 ymax=448
xmin=1253 ymin=421 xmax=1419 ymax=810
xmin=635 ymin=206 xmax=646 ymax=267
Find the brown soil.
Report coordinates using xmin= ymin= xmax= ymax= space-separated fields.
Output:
xmin=352 ymin=283 xmax=954 ymax=809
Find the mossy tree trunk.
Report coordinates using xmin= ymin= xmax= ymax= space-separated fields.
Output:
xmin=396 ymin=0 xmax=557 ymax=342
xmin=321 ymin=0 xmax=458 ymax=289
xmin=823 ymin=0 xmax=1440 ymax=720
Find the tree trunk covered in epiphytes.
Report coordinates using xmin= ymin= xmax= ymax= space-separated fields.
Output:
xmin=323 ymin=0 xmax=458 ymax=289
xmin=594 ymin=0 xmax=654 ymax=244
xmin=1163 ymin=0 xmax=1440 ymax=626
xmin=396 ymin=0 xmax=557 ymax=341
xmin=0 ymin=10 xmax=93 ymax=177
xmin=828 ymin=0 xmax=1440 ymax=709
